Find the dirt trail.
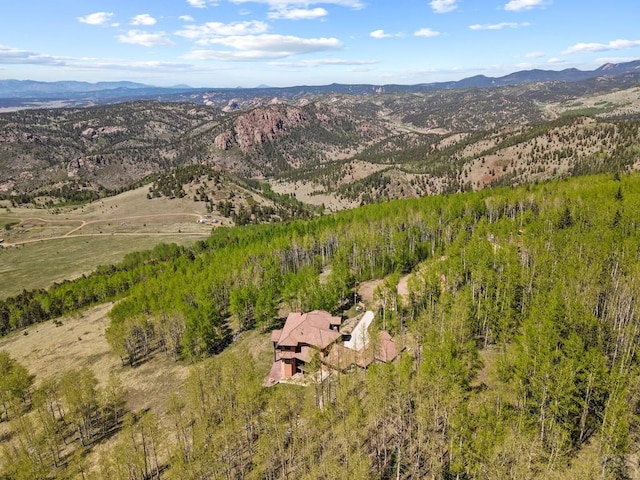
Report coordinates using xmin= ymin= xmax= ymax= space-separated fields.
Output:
xmin=62 ymin=213 xmax=203 ymax=236
xmin=2 ymin=231 xmax=210 ymax=247
xmin=64 ymin=221 xmax=88 ymax=236
xmin=1 ymin=213 xmax=207 ymax=247
xmin=357 ymin=279 xmax=382 ymax=305
xmin=397 ymin=274 xmax=411 ymax=297
xmin=357 ymin=274 xmax=412 ymax=307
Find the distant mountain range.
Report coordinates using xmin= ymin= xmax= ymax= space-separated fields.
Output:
xmin=2 ymin=56 xmax=640 ymax=203
xmin=433 ymin=60 xmax=640 ymax=89
xmin=0 ymin=80 xmax=197 ymax=105
xmin=0 ymin=80 xmax=150 ymax=97
xmin=1 ymin=60 xmax=639 ymax=109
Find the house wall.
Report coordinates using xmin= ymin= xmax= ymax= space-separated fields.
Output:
xmin=283 ymin=359 xmax=296 ymax=377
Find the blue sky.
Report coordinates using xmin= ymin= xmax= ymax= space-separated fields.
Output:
xmin=1 ymin=0 xmax=639 ymax=87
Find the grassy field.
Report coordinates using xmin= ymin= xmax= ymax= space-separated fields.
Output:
xmin=0 ymin=185 xmax=215 ymax=298
xmin=0 ymin=301 xmax=273 ymax=474
xmin=0 ymin=234 xmax=204 ymax=298
xmin=0 ymin=301 xmax=273 ymax=416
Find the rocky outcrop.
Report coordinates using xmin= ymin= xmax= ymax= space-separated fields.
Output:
xmin=81 ymin=126 xmax=127 ymax=139
xmin=214 ymin=131 xmax=234 ymax=151
xmin=215 ymin=105 xmax=309 ymax=152
xmin=67 ymin=155 xmax=109 ymax=177
xmin=0 ymin=123 xmax=49 ymax=144
xmin=222 ymin=99 xmax=240 ymax=112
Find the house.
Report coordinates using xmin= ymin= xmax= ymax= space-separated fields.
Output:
xmin=265 ymin=309 xmax=400 ymax=386
xmin=265 ymin=310 xmax=342 ymax=386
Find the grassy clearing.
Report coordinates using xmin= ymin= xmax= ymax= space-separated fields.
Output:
xmin=0 ymin=234 xmax=203 ymax=298
xmin=0 ymin=218 xmax=20 ymax=231
xmin=0 ymin=185 xmax=215 ymax=298
xmin=0 ymin=304 xmax=117 ymax=385
xmin=0 ymin=302 xmax=273 ymax=416
xmin=0 ymin=301 xmax=274 ymax=474
xmin=0 ymin=303 xmax=192 ymax=470
xmin=559 ymin=106 xmax=611 ymax=117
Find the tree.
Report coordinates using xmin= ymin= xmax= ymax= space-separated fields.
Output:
xmin=60 ymin=368 xmax=99 ymax=446
xmin=0 ymin=352 xmax=34 ymax=421
xmin=556 ymin=205 xmax=573 ymax=230
xmin=100 ymin=373 xmax=127 ymax=434
xmin=229 ymin=285 xmax=258 ymax=331
xmin=99 ymin=411 xmax=162 ymax=480
xmin=374 ymin=272 xmax=401 ymax=332
xmin=182 ymin=305 xmax=231 ymax=360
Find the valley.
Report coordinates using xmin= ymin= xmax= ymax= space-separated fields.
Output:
xmin=2 ymin=61 xmax=640 ymax=479
xmin=1 ymin=68 xmax=640 ymax=214
xmin=3 ymin=171 xmax=640 ymax=478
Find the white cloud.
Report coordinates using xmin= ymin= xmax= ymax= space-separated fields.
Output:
xmin=414 ymin=28 xmax=440 ymax=38
xmin=430 ymin=0 xmax=458 ymax=13
xmin=186 ymin=0 xmax=218 ymax=7
xmin=117 ymin=30 xmax=175 ymax=47
xmin=0 ymin=44 xmax=192 ymax=72
xmin=77 ymin=60 xmax=195 ymax=72
xmin=547 ymin=57 xmax=565 ymax=64
xmin=176 ymin=21 xmax=269 ymax=44
xmin=469 ymin=22 xmax=529 ymax=30
xmin=206 ymin=34 xmax=340 ymax=52
xmin=370 ymin=30 xmax=392 ymax=39
xmin=230 ymin=0 xmax=364 ymax=9
xmin=77 ymin=12 xmax=114 ymax=25
xmin=184 ymin=34 xmax=341 ymax=61
xmin=595 ymin=56 xmax=637 ymax=65
xmin=131 ymin=14 xmax=157 ymax=26
xmin=268 ymin=8 xmax=328 ymax=20
xmin=504 ymin=0 xmax=549 ymax=11
xmin=525 ymin=51 xmax=545 ymax=58
xmin=563 ymin=39 xmax=640 ymax=54
xmin=0 ymin=45 xmax=65 ymax=65
xmin=271 ymin=58 xmax=379 ymax=68
xmin=179 ymin=15 xmax=195 ymax=22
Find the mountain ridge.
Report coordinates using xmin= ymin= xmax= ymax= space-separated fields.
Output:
xmin=1 ymin=60 xmax=639 ymax=105
xmin=1 ymin=58 xmax=640 ymax=209
xmin=0 ymin=80 xmax=153 ymax=96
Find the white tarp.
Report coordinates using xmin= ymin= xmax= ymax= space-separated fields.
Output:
xmin=344 ymin=310 xmax=374 ymax=351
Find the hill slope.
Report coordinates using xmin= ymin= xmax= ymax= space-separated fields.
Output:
xmin=1 ymin=70 xmax=640 ymax=205
xmin=2 ymin=172 xmax=640 ymax=478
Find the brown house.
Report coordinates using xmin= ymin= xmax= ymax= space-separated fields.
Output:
xmin=265 ymin=309 xmax=401 ymax=387
xmin=265 ymin=310 xmax=342 ymax=386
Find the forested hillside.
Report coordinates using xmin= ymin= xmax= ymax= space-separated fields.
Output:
xmin=2 ymin=74 xmax=640 ymax=209
xmin=2 ymin=171 xmax=640 ymax=478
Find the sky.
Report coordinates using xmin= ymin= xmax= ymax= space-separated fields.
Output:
xmin=1 ymin=0 xmax=639 ymax=88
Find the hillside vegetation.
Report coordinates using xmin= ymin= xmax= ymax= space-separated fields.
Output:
xmin=2 ymin=67 xmax=640 ymax=478
xmin=0 ymin=163 xmax=325 ymax=299
xmin=2 ymin=172 xmax=640 ymax=478
xmin=2 ymin=75 xmax=640 ymax=209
